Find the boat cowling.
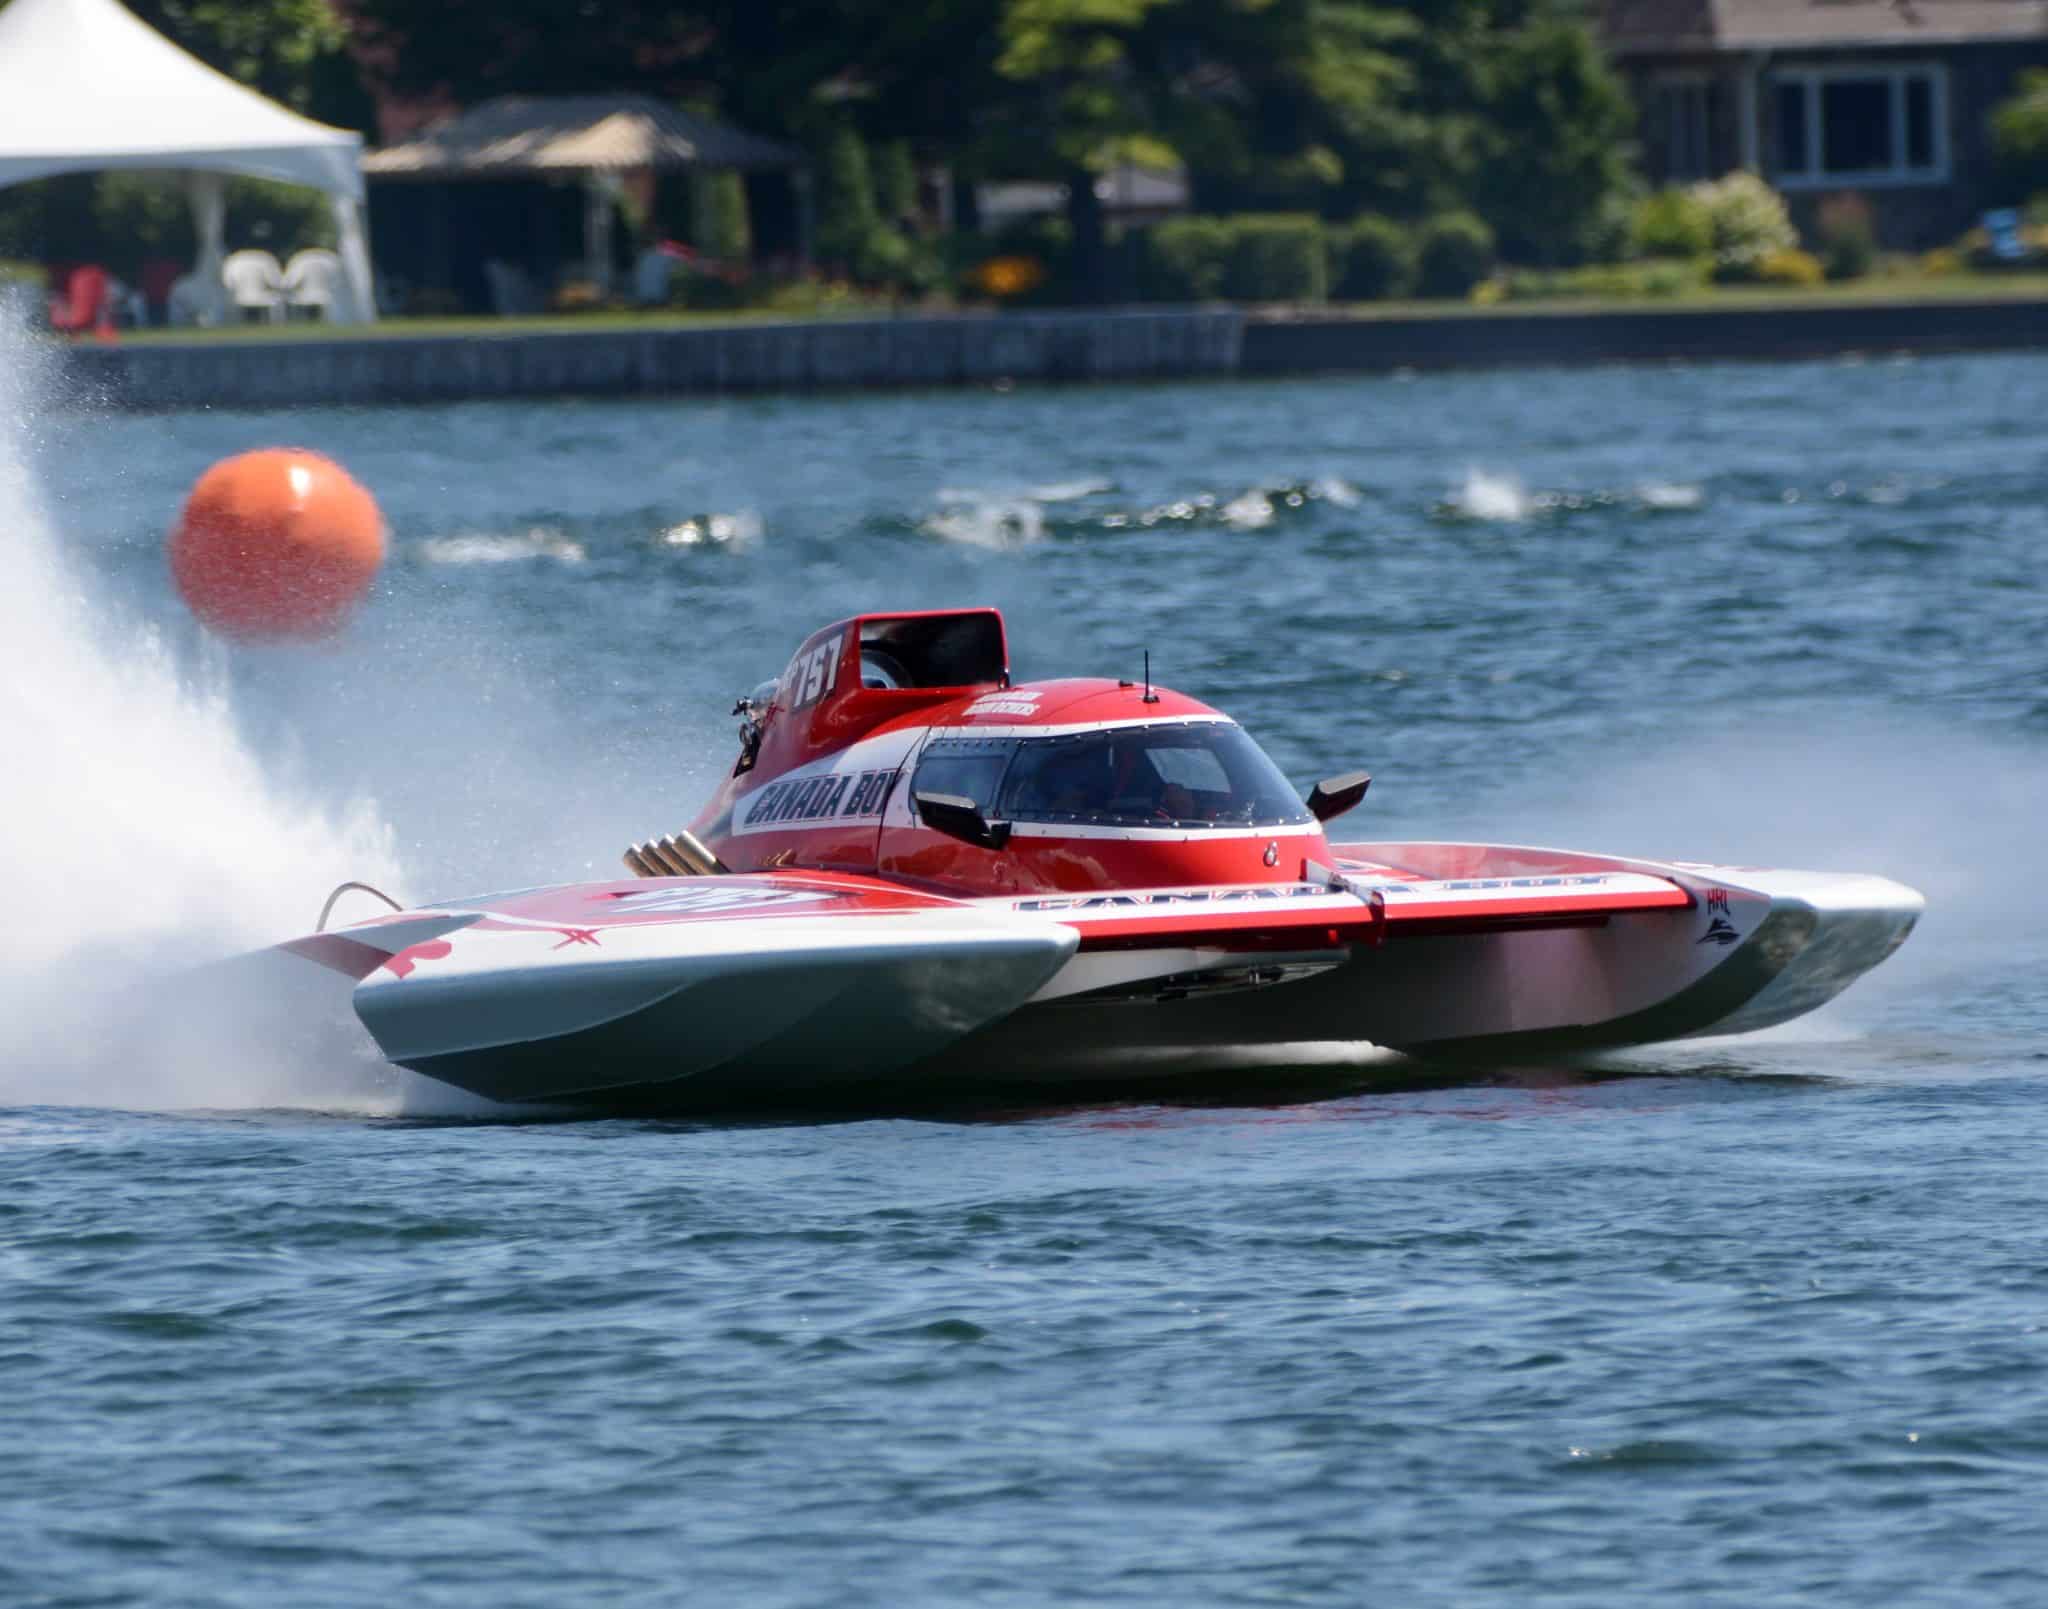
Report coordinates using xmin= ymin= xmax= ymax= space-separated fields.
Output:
xmin=743 ymin=609 xmax=1009 ymax=778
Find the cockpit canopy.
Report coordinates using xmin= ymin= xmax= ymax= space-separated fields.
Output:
xmin=913 ymin=720 xmax=1312 ymax=832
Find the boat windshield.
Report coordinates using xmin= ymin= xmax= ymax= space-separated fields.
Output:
xmin=986 ymin=721 xmax=1311 ymax=830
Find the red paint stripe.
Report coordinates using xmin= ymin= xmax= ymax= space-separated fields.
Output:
xmin=1069 ymin=884 xmax=1689 ymax=949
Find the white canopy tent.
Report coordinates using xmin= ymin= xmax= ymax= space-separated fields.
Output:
xmin=0 ymin=0 xmax=374 ymax=322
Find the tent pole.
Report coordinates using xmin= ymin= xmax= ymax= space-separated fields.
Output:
xmin=183 ymin=170 xmax=228 ymax=325
xmin=584 ymin=173 xmax=618 ymax=294
xmin=331 ymin=193 xmax=377 ymax=324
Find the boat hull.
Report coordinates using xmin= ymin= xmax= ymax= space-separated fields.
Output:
xmin=254 ymin=850 xmax=1920 ymax=1107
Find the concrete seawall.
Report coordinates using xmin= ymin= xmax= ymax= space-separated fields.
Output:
xmin=48 ymin=296 xmax=2048 ymax=410
xmin=1240 ymin=298 xmax=2048 ymax=374
xmin=58 ymin=309 xmax=1245 ymax=410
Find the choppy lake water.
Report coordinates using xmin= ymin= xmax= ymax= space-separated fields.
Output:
xmin=3 ymin=345 xmax=2046 ymax=1604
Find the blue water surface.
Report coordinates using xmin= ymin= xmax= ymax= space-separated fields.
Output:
xmin=4 ymin=354 xmax=2046 ymax=1605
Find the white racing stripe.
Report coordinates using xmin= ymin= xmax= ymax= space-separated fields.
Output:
xmin=1006 ymin=821 xmax=1322 ymax=842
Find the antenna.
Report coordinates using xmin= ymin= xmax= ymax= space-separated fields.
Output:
xmin=1142 ymin=649 xmax=1159 ymax=704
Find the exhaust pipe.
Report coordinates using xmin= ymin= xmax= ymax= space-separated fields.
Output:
xmin=622 ymin=829 xmax=731 ymax=879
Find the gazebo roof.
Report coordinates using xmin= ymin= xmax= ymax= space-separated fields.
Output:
xmin=364 ymin=95 xmax=805 ymax=179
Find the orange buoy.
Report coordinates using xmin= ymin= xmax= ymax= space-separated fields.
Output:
xmin=168 ymin=449 xmax=385 ymax=641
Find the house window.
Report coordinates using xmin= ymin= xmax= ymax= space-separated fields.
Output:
xmin=1651 ymin=78 xmax=1716 ymax=182
xmin=1770 ymin=64 xmax=1947 ymax=187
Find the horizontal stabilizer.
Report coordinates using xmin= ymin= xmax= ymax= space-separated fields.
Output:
xmin=280 ymin=911 xmax=485 ymax=981
xmin=1363 ymin=871 xmax=1691 ymax=928
xmin=994 ymin=869 xmax=1689 ymax=953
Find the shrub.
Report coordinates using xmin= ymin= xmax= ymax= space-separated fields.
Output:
xmin=969 ymin=255 xmax=1047 ymax=298
xmin=1637 ymin=258 xmax=1708 ymax=296
xmin=1143 ymin=216 xmax=1234 ymax=300
xmin=1221 ymin=214 xmax=1327 ymax=302
xmin=691 ymin=170 xmax=752 ymax=264
xmin=817 ymin=124 xmax=878 ymax=267
xmin=1991 ymin=69 xmax=2048 ymax=195
xmin=1920 ymin=246 xmax=1964 ymax=277
xmin=1415 ymin=211 xmax=1497 ymax=298
xmin=1689 ymin=171 xmax=1798 ymax=282
xmin=964 ymin=215 xmax=1075 ymax=305
xmin=1632 ymin=187 xmax=1713 ymax=260
xmin=874 ymin=139 xmax=918 ymax=226
xmin=1329 ymin=214 xmax=1414 ymax=300
xmin=1755 ymin=247 xmax=1825 ymax=287
xmin=814 ymin=123 xmax=921 ymax=287
xmin=1815 ymin=192 xmax=1877 ymax=280
xmin=675 ymin=273 xmax=745 ymax=311
xmin=1496 ymin=259 xmax=1706 ymax=301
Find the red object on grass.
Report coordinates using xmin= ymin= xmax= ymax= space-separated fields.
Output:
xmin=47 ymin=264 xmax=108 ymax=334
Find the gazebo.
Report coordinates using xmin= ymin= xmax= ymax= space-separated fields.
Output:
xmin=364 ymin=95 xmax=810 ymax=297
xmin=0 ymin=0 xmax=374 ymax=322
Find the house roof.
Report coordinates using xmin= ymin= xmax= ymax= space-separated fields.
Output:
xmin=1604 ymin=0 xmax=2048 ymax=54
xmin=364 ymin=95 xmax=804 ymax=179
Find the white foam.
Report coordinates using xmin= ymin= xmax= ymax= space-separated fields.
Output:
xmin=415 ymin=528 xmax=586 ymax=565
xmin=1447 ymin=467 xmax=1531 ymax=522
xmin=924 ymin=494 xmax=1045 ymax=549
xmin=0 ymin=315 xmax=404 ymax=1110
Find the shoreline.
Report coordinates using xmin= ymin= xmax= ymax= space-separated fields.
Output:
xmin=48 ymin=295 xmax=2048 ymax=410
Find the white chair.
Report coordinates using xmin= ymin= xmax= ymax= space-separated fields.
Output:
xmin=283 ymin=249 xmax=345 ymax=321
xmin=221 ymin=249 xmax=286 ymax=323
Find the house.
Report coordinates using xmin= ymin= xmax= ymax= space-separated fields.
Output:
xmin=1602 ymin=0 xmax=2048 ymax=245
xmin=975 ymin=163 xmax=1191 ymax=233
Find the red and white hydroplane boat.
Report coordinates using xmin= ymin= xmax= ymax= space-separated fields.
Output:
xmin=259 ymin=610 xmax=1921 ymax=1105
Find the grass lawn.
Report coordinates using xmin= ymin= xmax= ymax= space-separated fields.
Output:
xmin=65 ymin=269 xmax=2048 ymax=347
xmin=1311 ymin=270 xmax=2048 ymax=320
xmin=112 ymin=302 xmax=915 ymax=345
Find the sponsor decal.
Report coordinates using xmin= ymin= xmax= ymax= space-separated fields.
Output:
xmin=738 ymin=766 xmax=901 ymax=831
xmin=1379 ymin=875 xmax=1615 ymax=895
xmin=1017 ymin=885 xmax=1330 ymax=913
xmin=612 ymin=886 xmax=837 ymax=915
xmin=1698 ymin=889 xmax=1739 ymax=946
xmin=382 ymin=939 xmax=453 ymax=979
xmin=964 ymin=689 xmax=1043 ymax=719
xmin=1263 ymin=841 xmax=1280 ymax=867
xmin=781 ymin=632 xmax=845 ymax=711
xmin=551 ymin=928 xmax=600 ymax=950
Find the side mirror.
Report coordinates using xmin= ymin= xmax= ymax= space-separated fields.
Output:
xmin=914 ymin=791 xmax=1012 ymax=850
xmin=1306 ymin=771 xmax=1371 ymax=823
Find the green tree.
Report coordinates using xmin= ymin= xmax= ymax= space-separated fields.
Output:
xmin=1991 ymin=68 xmax=2048 ymax=197
xmin=130 ymin=0 xmax=372 ymax=128
xmin=874 ymin=139 xmax=919 ymax=225
xmin=1464 ymin=17 xmax=1636 ymax=264
xmin=692 ymin=170 xmax=752 ymax=261
xmin=816 ymin=124 xmax=881 ymax=270
xmin=987 ymin=0 xmax=1417 ymax=295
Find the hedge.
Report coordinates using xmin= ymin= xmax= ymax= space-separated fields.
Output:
xmin=1416 ymin=212 xmax=1497 ymax=297
xmin=1330 ymin=214 xmax=1414 ymax=299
